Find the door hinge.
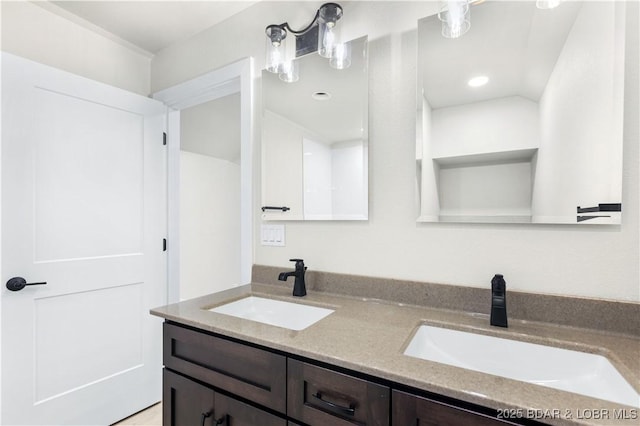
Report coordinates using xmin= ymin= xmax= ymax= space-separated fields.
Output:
xmin=163 ymin=238 xmax=167 ymax=251
xmin=163 ymin=132 xmax=167 ymax=146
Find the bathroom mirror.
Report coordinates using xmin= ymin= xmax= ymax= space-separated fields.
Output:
xmin=262 ymin=36 xmax=368 ymax=220
xmin=417 ymin=1 xmax=625 ymax=224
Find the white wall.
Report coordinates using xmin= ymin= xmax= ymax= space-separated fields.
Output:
xmin=438 ymin=161 xmax=534 ymax=219
xmin=152 ymin=1 xmax=639 ymax=301
xmin=262 ymin=109 xmax=331 ymax=220
xmin=331 ymin=139 xmax=367 ymax=219
xmin=181 ymin=94 xmax=241 ymax=162
xmin=1 ymin=1 xmax=151 ymax=95
xmin=532 ymin=1 xmax=625 ymax=223
xmin=180 ymin=151 xmax=240 ymax=300
xmin=179 ymin=96 xmax=242 ymax=300
xmin=303 ymin=138 xmax=333 ymax=219
xmin=0 ymin=1 xmax=637 ymax=301
xmin=303 ymin=138 xmax=367 ymax=220
xmin=419 ymin=95 xmax=440 ymax=220
xmin=261 ymin=109 xmax=305 ymax=219
xmin=431 ymin=96 xmax=540 ymax=159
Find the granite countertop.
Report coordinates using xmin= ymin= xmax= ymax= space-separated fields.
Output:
xmin=151 ymin=283 xmax=640 ymax=426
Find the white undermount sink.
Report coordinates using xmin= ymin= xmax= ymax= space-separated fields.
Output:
xmin=208 ymin=296 xmax=334 ymax=331
xmin=404 ymin=325 xmax=640 ymax=407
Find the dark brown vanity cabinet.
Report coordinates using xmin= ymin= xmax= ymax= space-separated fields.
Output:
xmin=392 ymin=390 xmax=518 ymax=426
xmin=162 ymin=322 xmax=526 ymax=426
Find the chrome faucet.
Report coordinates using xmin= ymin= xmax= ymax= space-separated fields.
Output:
xmin=278 ymin=259 xmax=307 ymax=297
xmin=490 ymin=274 xmax=508 ymax=328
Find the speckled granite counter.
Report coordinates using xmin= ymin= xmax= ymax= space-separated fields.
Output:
xmin=151 ymin=282 xmax=639 ymax=426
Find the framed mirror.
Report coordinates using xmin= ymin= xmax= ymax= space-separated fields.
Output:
xmin=262 ymin=36 xmax=368 ymax=220
xmin=417 ymin=1 xmax=626 ymax=224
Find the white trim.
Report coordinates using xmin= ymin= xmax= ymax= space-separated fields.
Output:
xmin=153 ymin=58 xmax=254 ymax=303
xmin=166 ymin=110 xmax=181 ymax=304
xmin=239 ymin=59 xmax=254 ymax=285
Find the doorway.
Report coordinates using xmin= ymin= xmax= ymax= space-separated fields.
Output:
xmin=153 ymin=58 xmax=254 ymax=303
xmin=180 ymin=94 xmax=241 ymax=299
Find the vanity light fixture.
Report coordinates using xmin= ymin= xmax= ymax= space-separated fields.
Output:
xmin=438 ymin=0 xmax=471 ymax=39
xmin=536 ymin=0 xmax=563 ymax=9
xmin=265 ymin=3 xmax=348 ymax=82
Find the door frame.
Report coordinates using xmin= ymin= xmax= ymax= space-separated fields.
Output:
xmin=153 ymin=58 xmax=254 ymax=303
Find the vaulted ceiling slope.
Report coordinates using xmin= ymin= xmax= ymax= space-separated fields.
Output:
xmin=50 ymin=1 xmax=259 ymax=54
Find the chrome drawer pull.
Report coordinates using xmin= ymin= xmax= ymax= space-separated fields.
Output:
xmin=312 ymin=392 xmax=356 ymax=417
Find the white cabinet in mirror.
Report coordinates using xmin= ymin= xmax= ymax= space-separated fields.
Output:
xmin=416 ymin=1 xmax=627 ymax=224
xmin=262 ymin=36 xmax=368 ymax=221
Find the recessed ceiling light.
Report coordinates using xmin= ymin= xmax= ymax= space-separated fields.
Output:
xmin=312 ymin=91 xmax=332 ymax=101
xmin=468 ymin=76 xmax=489 ymax=87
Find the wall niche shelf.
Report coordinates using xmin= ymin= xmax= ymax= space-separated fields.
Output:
xmin=432 ymin=148 xmax=538 ymax=168
xmin=432 ymin=148 xmax=538 ymax=223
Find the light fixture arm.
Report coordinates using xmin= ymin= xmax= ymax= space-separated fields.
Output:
xmin=279 ymin=9 xmax=321 ymax=36
xmin=265 ymin=3 xmax=342 ymax=40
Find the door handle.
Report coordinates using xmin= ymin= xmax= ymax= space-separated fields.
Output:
xmin=6 ymin=277 xmax=47 ymax=292
xmin=200 ymin=411 xmax=225 ymax=426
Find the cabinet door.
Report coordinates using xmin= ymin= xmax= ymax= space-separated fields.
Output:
xmin=215 ymin=393 xmax=286 ymax=426
xmin=163 ymin=369 xmax=216 ymax=426
xmin=392 ymin=390 xmax=517 ymax=426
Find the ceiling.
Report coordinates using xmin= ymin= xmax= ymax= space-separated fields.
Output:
xmin=263 ymin=36 xmax=368 ymax=143
xmin=50 ymin=1 xmax=259 ymax=54
xmin=419 ymin=1 xmax=582 ymax=109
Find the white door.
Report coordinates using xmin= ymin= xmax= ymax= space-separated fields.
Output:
xmin=1 ymin=53 xmax=166 ymax=425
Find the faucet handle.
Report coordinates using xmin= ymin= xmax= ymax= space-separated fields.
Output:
xmin=289 ymin=258 xmax=305 ymax=270
xmin=491 ymin=274 xmax=506 ymax=294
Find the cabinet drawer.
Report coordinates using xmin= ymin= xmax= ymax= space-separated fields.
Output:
xmin=163 ymin=322 xmax=287 ymax=413
xmin=287 ymin=359 xmax=390 ymax=426
xmin=392 ymin=390 xmax=519 ymax=426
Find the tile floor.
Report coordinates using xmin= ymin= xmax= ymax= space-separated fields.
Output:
xmin=112 ymin=402 xmax=161 ymax=426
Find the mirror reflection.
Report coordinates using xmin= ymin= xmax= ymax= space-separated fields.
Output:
xmin=417 ymin=1 xmax=625 ymax=224
xmin=262 ymin=36 xmax=368 ymax=220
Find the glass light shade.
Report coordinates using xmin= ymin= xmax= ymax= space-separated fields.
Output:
xmin=438 ymin=0 xmax=471 ymax=39
xmin=265 ymin=25 xmax=287 ymax=73
xmin=536 ymin=0 xmax=562 ymax=9
xmin=279 ymin=60 xmax=299 ymax=83
xmin=318 ymin=3 xmax=343 ymax=58
xmin=330 ymin=42 xmax=351 ymax=69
